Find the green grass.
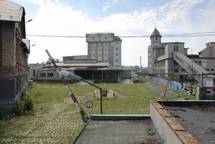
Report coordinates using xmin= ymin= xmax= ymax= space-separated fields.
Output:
xmin=0 ymin=81 xmax=184 ymax=143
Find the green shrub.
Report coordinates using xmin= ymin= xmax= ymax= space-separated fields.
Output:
xmin=24 ymin=96 xmax=33 ymax=111
xmin=13 ymin=95 xmax=33 ymax=116
xmin=14 ymin=100 xmax=24 ymax=116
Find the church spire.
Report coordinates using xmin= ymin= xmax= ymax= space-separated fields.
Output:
xmin=150 ymin=28 xmax=161 ymax=39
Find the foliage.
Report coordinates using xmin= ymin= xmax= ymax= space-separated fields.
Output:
xmin=14 ymin=100 xmax=25 ymax=116
xmin=23 ymin=95 xmax=34 ymax=111
xmin=13 ymin=90 xmax=34 ymax=116
xmin=133 ymin=75 xmax=146 ymax=83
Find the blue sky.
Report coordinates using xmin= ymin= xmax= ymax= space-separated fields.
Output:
xmin=13 ymin=0 xmax=215 ymax=66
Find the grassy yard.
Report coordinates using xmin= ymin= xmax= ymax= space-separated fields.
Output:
xmin=0 ymin=81 xmax=189 ymax=143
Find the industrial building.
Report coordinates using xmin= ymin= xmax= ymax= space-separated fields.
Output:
xmin=0 ymin=0 xmax=30 ymax=111
xmin=148 ymin=28 xmax=215 ymax=99
xmin=86 ymin=33 xmax=122 ymax=68
xmin=29 ymin=33 xmax=133 ymax=82
xmin=148 ymin=28 xmax=215 ymax=77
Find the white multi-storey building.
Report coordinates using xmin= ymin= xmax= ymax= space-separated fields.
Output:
xmin=86 ymin=33 xmax=122 ymax=67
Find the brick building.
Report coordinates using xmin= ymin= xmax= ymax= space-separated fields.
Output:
xmin=0 ymin=0 xmax=30 ymax=112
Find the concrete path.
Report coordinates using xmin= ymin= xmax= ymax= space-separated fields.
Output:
xmin=144 ymin=82 xmax=177 ymax=97
xmin=74 ymin=119 xmax=162 ymax=144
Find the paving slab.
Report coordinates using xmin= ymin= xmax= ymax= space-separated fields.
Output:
xmin=74 ymin=119 xmax=162 ymax=144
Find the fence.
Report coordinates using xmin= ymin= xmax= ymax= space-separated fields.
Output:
xmin=152 ymin=77 xmax=182 ymax=92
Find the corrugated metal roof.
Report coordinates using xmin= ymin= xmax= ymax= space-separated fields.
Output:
xmin=47 ymin=62 xmax=110 ymax=68
xmin=0 ymin=0 xmax=24 ymax=22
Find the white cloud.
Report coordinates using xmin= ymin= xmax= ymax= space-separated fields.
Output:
xmin=102 ymin=0 xmax=120 ymax=12
xmin=26 ymin=0 xmax=214 ymax=66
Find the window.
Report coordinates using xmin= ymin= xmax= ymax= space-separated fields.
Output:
xmin=40 ymin=73 xmax=46 ymax=77
xmin=116 ymin=59 xmax=118 ymax=62
xmin=211 ymin=69 xmax=214 ymax=71
xmin=155 ymin=36 xmax=158 ymax=40
xmin=116 ymin=47 xmax=118 ymax=51
xmin=33 ymin=69 xmax=36 ymax=77
xmin=47 ymin=73 xmax=53 ymax=77
xmin=198 ymin=61 xmax=202 ymax=65
xmin=174 ymin=46 xmax=179 ymax=51
xmin=116 ymin=53 xmax=118 ymax=56
xmin=174 ymin=68 xmax=178 ymax=72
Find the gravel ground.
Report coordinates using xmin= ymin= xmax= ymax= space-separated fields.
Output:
xmin=167 ymin=106 xmax=215 ymax=144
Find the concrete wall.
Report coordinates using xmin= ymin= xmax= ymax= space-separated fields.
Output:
xmin=191 ymin=58 xmax=215 ymax=73
xmin=200 ymin=42 xmax=215 ymax=58
xmin=150 ymin=103 xmax=183 ymax=144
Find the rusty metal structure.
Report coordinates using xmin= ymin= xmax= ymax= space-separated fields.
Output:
xmin=0 ymin=0 xmax=30 ymax=112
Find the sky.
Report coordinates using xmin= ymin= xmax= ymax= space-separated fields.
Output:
xmin=13 ymin=0 xmax=215 ymax=66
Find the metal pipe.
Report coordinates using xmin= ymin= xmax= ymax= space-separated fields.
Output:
xmin=81 ymin=79 xmax=103 ymax=114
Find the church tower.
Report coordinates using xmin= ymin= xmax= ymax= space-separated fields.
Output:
xmin=150 ymin=28 xmax=161 ymax=47
xmin=148 ymin=28 xmax=162 ymax=73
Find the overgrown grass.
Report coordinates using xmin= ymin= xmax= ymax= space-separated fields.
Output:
xmin=0 ymin=81 xmax=181 ymax=143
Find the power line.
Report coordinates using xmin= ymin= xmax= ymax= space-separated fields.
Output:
xmin=27 ymin=31 xmax=215 ymax=38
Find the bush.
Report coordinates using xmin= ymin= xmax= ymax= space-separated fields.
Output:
xmin=14 ymin=100 xmax=24 ymax=116
xmin=24 ymin=96 xmax=33 ymax=111
xmin=13 ymin=95 xmax=33 ymax=116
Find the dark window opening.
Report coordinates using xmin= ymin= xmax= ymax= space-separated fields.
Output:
xmin=33 ymin=69 xmax=36 ymax=77
xmin=174 ymin=69 xmax=179 ymax=72
xmin=174 ymin=46 xmax=179 ymax=51
xmin=155 ymin=36 xmax=158 ymax=40
xmin=47 ymin=73 xmax=53 ymax=77
xmin=198 ymin=61 xmax=202 ymax=65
